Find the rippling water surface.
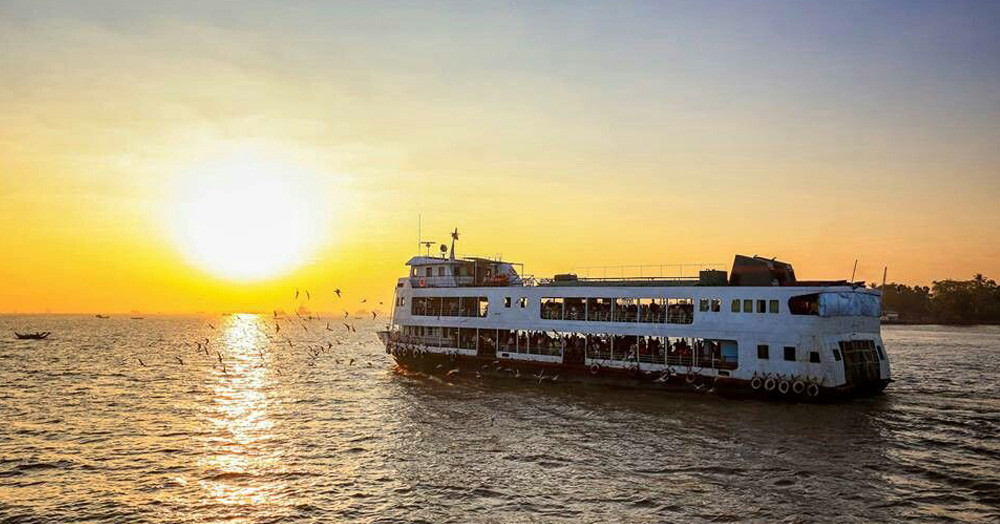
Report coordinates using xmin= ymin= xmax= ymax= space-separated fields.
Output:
xmin=1 ymin=316 xmax=998 ymax=523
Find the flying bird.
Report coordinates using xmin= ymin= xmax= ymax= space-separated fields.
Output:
xmin=334 ymin=289 xmax=341 ymax=298
xmin=295 ymin=288 xmax=299 ymax=300
xmin=175 ymin=356 xmax=184 ymax=365
xmin=326 ymin=322 xmax=333 ymax=332
xmin=372 ymin=311 xmax=378 ymax=319
xmin=135 ymin=357 xmax=146 ymax=367
xmin=208 ymin=323 xmax=215 ymax=329
xmin=360 ymin=298 xmax=367 ymax=303
xmin=306 ymin=290 xmax=311 ymax=301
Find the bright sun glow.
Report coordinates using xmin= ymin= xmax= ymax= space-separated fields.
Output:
xmin=167 ymin=154 xmax=326 ymax=281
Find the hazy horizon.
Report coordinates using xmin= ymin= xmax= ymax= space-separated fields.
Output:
xmin=3 ymin=0 xmax=999 ymax=314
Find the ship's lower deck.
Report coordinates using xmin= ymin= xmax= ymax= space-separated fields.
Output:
xmin=382 ymin=335 xmax=890 ymax=402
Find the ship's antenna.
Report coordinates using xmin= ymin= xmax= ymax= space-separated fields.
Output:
xmin=850 ymin=259 xmax=858 ymax=282
xmin=882 ymin=266 xmax=888 ymax=289
xmin=449 ymin=228 xmax=459 ymax=261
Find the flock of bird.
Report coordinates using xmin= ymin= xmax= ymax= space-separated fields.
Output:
xmin=125 ymin=287 xmax=387 ymax=376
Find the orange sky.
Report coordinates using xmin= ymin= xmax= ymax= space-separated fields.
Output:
xmin=2 ymin=2 xmax=999 ymax=314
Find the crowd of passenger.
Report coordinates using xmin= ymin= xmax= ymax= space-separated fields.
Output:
xmin=540 ymin=298 xmax=692 ymax=324
xmin=394 ymin=327 xmax=736 ymax=369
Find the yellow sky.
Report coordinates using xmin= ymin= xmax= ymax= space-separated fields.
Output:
xmin=2 ymin=2 xmax=999 ymax=313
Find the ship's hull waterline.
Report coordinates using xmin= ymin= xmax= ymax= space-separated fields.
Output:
xmin=382 ymin=338 xmax=890 ymax=402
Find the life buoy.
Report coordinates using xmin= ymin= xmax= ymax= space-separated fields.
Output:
xmin=750 ymin=376 xmax=763 ymax=390
xmin=686 ymin=373 xmax=697 ymax=384
xmin=418 ymin=277 xmax=426 ymax=287
xmin=764 ymin=378 xmax=777 ymax=391
xmin=778 ymin=380 xmax=790 ymax=394
xmin=792 ymin=380 xmax=806 ymax=395
xmin=590 ymin=363 xmax=600 ymax=375
xmin=806 ymin=383 xmax=820 ymax=398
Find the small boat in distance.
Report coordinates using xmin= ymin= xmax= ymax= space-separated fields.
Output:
xmin=15 ymin=332 xmax=51 ymax=340
xmin=95 ymin=314 xmax=110 ymax=319
xmin=130 ymin=317 xmax=144 ymax=320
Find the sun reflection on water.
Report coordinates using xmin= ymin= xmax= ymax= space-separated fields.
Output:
xmin=199 ymin=314 xmax=282 ymax=507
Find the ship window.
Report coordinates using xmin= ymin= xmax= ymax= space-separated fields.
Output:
xmin=789 ymin=294 xmax=820 ymax=315
xmin=458 ymin=328 xmax=476 ymax=350
xmin=615 ymin=298 xmax=638 ymax=322
xmin=504 ymin=297 xmax=511 ymax=308
xmin=425 ymin=267 xmax=432 ymax=277
xmin=833 ymin=349 xmax=842 ymax=361
xmin=564 ymin=298 xmax=585 ymax=321
xmin=711 ymin=298 xmax=722 ymax=312
xmin=638 ymin=298 xmax=664 ymax=323
xmin=437 ymin=267 xmax=445 ymax=277
xmin=743 ymin=299 xmax=753 ymax=313
xmin=541 ymin=298 xmax=563 ymax=319
xmin=666 ymin=298 xmax=694 ymax=324
xmin=587 ymin=298 xmax=613 ymax=321
xmin=809 ymin=351 xmax=821 ymax=363
xmin=757 ymin=299 xmax=766 ymax=313
xmin=444 ymin=297 xmax=461 ymax=316
xmin=478 ymin=297 xmax=489 ymax=317
xmin=519 ymin=297 xmax=527 ymax=308
xmin=757 ymin=344 xmax=769 ymax=359
xmin=499 ymin=330 xmax=516 ymax=352
xmin=699 ymin=299 xmax=710 ymax=312
xmin=586 ymin=333 xmax=611 ymax=360
xmin=784 ymin=346 xmax=796 ymax=361
xmin=731 ymin=299 xmax=740 ymax=312
xmin=769 ymin=300 xmax=779 ymax=314
xmin=611 ymin=334 xmax=639 ymax=361
xmin=637 ymin=336 xmax=666 ymax=364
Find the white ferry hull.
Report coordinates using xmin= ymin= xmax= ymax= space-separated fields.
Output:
xmin=380 ymin=336 xmax=890 ymax=401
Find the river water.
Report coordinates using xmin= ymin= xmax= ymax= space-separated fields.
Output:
xmin=1 ymin=316 xmax=997 ymax=523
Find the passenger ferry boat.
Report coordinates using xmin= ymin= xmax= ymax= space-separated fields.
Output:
xmin=379 ymin=232 xmax=890 ymax=400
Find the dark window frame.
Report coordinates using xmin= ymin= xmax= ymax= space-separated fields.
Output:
xmin=783 ymin=346 xmax=796 ymax=361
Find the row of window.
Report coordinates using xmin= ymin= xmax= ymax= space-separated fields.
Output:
xmin=756 ymin=344 xmax=821 ymax=363
xmin=410 ymin=296 xmax=489 ymax=317
xmin=404 ymin=295 xmax=786 ymax=319
xmin=540 ymin=297 xmax=694 ymax=324
xmin=397 ymin=326 xmax=738 ymax=369
xmin=733 ymin=299 xmax=780 ymax=314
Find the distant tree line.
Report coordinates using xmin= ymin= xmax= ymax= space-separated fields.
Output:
xmin=874 ymin=274 xmax=1000 ymax=324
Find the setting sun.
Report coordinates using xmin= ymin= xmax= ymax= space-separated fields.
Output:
xmin=165 ymin=154 xmax=326 ymax=282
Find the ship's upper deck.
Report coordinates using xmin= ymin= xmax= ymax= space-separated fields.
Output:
xmin=406 ymin=253 xmax=853 ymax=289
